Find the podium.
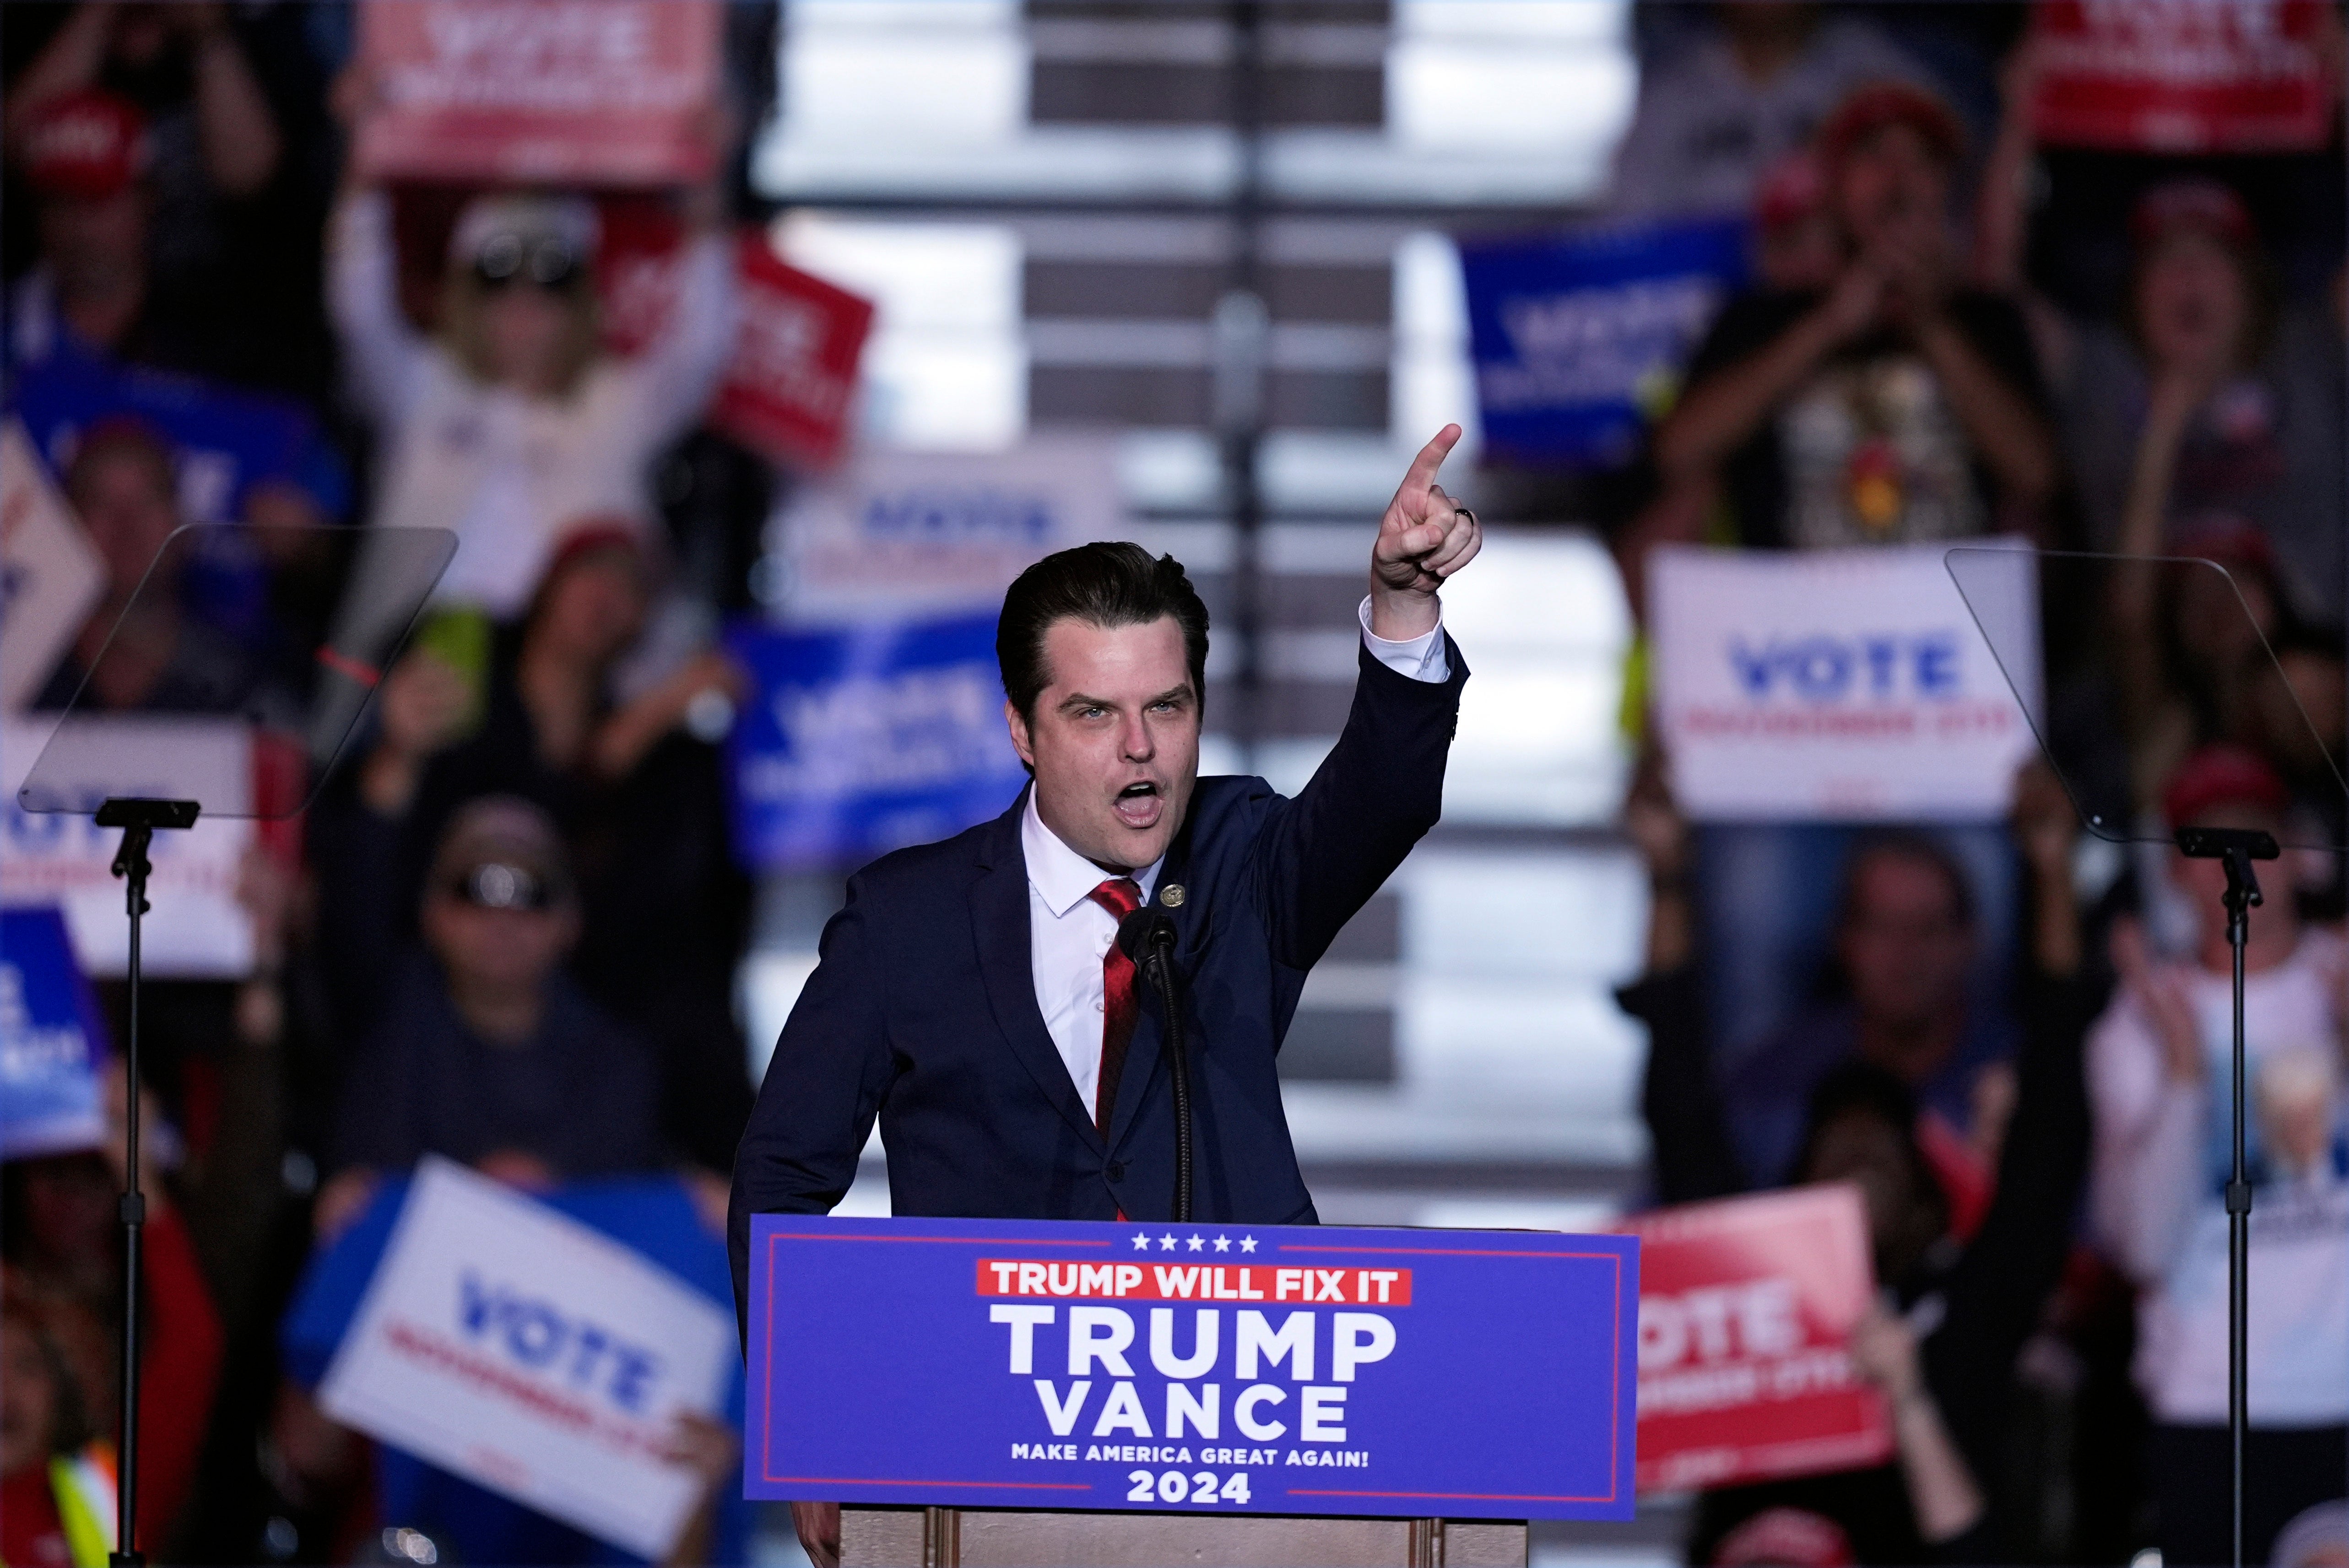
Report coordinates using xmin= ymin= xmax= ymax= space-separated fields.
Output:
xmin=839 ymin=1505 xmax=1528 ymax=1566
xmin=745 ymin=1216 xmax=1636 ymax=1563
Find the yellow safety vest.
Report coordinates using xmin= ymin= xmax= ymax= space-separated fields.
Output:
xmin=48 ymin=1444 xmax=116 ymax=1568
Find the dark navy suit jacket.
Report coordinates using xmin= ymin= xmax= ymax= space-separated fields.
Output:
xmin=728 ymin=638 xmax=1467 ymax=1320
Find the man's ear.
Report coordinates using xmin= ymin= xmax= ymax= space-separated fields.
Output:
xmin=1005 ymin=698 xmax=1036 ymax=769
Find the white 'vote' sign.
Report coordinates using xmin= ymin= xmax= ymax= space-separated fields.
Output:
xmin=1 ymin=715 xmax=256 ymax=977
xmin=1649 ymin=543 xmax=2040 ymax=821
xmin=319 ymin=1159 xmax=735 ymax=1558
xmin=0 ymin=419 xmax=103 ymax=714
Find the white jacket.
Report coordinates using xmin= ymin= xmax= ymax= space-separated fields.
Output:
xmin=2088 ymin=928 xmax=2349 ymax=1426
xmin=328 ymin=191 xmax=737 ymax=615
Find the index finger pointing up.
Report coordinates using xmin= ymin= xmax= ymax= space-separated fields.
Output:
xmin=1398 ymin=423 xmax=1462 ymax=504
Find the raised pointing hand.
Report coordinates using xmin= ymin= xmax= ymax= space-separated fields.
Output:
xmin=1370 ymin=424 xmax=1480 ymax=640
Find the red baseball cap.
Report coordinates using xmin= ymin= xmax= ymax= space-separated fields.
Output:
xmin=542 ymin=518 xmax=648 ymax=580
xmin=2131 ymin=178 xmax=2257 ymax=253
xmin=2169 ymin=516 xmax=2277 ymax=577
xmin=2163 ymin=743 xmax=2289 ymax=829
xmin=1817 ymin=81 xmax=1966 ymax=171
xmin=17 ymin=89 xmax=148 ymax=200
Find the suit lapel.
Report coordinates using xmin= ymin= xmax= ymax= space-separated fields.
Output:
xmin=970 ymin=797 xmax=1106 ymax=1153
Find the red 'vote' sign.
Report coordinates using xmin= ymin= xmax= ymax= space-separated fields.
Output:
xmin=355 ymin=0 xmax=723 ymax=186
xmin=589 ymin=220 xmax=874 ymax=472
xmin=2030 ymin=0 xmax=2336 ymax=154
xmin=1616 ymin=1184 xmax=1890 ymax=1494
xmin=710 ymin=233 xmax=877 ymax=473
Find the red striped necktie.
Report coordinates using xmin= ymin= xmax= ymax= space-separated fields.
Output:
xmin=1087 ymin=877 xmax=1144 ymax=1135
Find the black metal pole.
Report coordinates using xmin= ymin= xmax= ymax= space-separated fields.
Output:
xmin=110 ymin=822 xmax=152 ymax=1568
xmin=2176 ymin=825 xmax=2272 ymax=1568
xmin=2225 ymin=867 xmax=2253 ymax=1568
xmin=93 ymin=796 xmax=198 ymax=1568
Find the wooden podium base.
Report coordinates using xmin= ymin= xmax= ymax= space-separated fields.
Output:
xmin=840 ymin=1505 xmax=1528 ymax=1566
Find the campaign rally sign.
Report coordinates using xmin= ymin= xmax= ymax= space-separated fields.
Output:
xmin=1648 ymin=543 xmax=2040 ymax=822
xmin=354 ymin=0 xmax=722 ymax=186
xmin=763 ymin=437 xmax=1115 ymax=628
xmin=726 ymin=615 xmax=1029 ymax=874
xmin=11 ymin=356 xmax=331 ymax=526
xmin=2031 ymin=0 xmax=2335 ymax=153
xmin=0 ymin=420 xmax=103 ymax=714
xmin=711 ymin=232 xmax=877 ymax=473
xmin=596 ymin=219 xmax=873 ymax=471
xmin=316 ymin=1159 xmax=736 ymax=1559
xmin=1460 ymin=218 xmax=1748 ymax=468
xmin=1616 ymin=1186 xmax=1889 ymax=1494
xmin=0 ymin=906 xmax=108 ymax=1159
xmin=745 ymin=1215 xmax=1639 ymax=1520
xmin=2 ymin=716 xmax=257 ymax=978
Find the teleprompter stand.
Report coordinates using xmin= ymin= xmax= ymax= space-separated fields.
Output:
xmin=18 ymin=521 xmax=455 ymax=1566
xmin=2174 ymin=824 xmax=2278 ymax=1568
xmin=93 ymin=798 xmax=200 ymax=1568
xmin=1946 ymin=546 xmax=2349 ymax=1568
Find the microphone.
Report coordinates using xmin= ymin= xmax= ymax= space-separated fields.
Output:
xmin=1116 ymin=908 xmax=1177 ymax=970
xmin=1114 ymin=907 xmax=1192 ymax=1223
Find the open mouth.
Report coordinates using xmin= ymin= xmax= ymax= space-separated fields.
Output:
xmin=1113 ymin=780 xmax=1163 ymax=829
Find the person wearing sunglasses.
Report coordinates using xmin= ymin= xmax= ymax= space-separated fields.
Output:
xmin=315 ymin=795 xmax=670 ymax=1241
xmin=325 ymin=174 xmax=738 ymax=619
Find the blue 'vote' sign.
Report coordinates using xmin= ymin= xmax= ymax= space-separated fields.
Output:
xmin=745 ymin=1216 xmax=1638 ymax=1519
xmin=0 ymin=906 xmax=107 ymax=1158
xmin=1460 ymin=217 xmax=1748 ymax=469
xmin=725 ymin=614 xmax=1031 ymax=875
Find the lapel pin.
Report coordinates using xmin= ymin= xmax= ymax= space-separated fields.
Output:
xmin=1161 ymin=884 xmax=1185 ymax=908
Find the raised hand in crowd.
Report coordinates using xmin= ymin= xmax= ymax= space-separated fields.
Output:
xmin=660 ymin=1412 xmax=744 ymax=1568
xmin=8 ymin=1 xmax=282 ymax=197
xmin=590 ymin=648 xmax=746 ymax=783
xmin=1622 ymin=744 xmax=1694 ymax=975
xmin=2012 ymin=758 xmax=2082 ymax=979
xmin=359 ymin=650 xmax=476 ymax=816
xmin=473 ymin=1148 xmax=560 ymax=1193
xmin=1657 ymin=84 xmax=2057 ymax=523
xmin=2110 ymin=917 xmax=2204 ymax=1088
xmin=1816 ymin=248 xmax=1890 ymax=344
xmin=1847 ymin=1300 xmax=1988 ymax=1546
xmin=1971 ymin=27 xmax=2045 ymax=294
xmin=309 ymin=1166 xmax=379 ymax=1248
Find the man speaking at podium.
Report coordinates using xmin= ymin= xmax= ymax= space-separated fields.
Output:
xmin=728 ymin=425 xmax=1481 ymax=1314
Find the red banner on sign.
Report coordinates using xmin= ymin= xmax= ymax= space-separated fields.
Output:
xmin=354 ymin=0 xmax=722 ymax=186
xmin=973 ymin=1260 xmax=1414 ymax=1306
xmin=2030 ymin=0 xmax=2336 ymax=154
xmin=1617 ymin=1185 xmax=1891 ymax=1494
xmin=711 ymin=233 xmax=876 ymax=472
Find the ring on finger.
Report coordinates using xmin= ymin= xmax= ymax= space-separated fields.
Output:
xmin=1452 ymin=506 xmax=1477 ymax=529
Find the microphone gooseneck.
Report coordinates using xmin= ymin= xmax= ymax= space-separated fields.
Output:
xmin=1116 ymin=909 xmax=1192 ymax=1222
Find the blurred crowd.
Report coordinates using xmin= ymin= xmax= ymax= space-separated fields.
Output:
xmin=0 ymin=4 xmax=2341 ymax=1567
xmin=1604 ymin=5 xmax=2349 ymax=1567
xmin=3 ymin=3 xmax=768 ymax=1562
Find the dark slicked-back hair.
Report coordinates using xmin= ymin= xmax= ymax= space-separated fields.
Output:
xmin=997 ymin=542 xmax=1210 ymax=720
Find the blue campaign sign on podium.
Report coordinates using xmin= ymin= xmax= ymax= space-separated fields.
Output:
xmin=745 ymin=1215 xmax=1639 ymax=1519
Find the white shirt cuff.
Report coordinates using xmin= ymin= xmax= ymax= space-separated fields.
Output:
xmin=1357 ymin=595 xmax=1449 ymax=683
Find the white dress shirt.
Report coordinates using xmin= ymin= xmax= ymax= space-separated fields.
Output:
xmin=1024 ymin=601 xmax=1447 ymax=1108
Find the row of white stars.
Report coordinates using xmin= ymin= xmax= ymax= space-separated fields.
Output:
xmin=1130 ymin=1231 xmax=1258 ymax=1253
